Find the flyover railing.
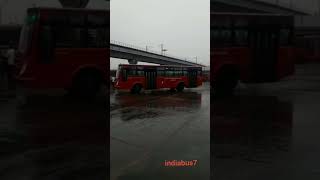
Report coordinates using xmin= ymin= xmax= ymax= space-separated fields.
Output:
xmin=110 ymin=40 xmax=206 ymax=67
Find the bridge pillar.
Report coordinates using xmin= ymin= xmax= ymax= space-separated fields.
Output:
xmin=128 ymin=59 xmax=138 ymax=64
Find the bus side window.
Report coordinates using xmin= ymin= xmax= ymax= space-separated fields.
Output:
xmin=280 ymin=29 xmax=290 ymax=46
xmin=157 ymin=70 xmax=164 ymax=77
xmin=39 ymin=26 xmax=54 ymax=63
xmin=166 ymin=70 xmax=173 ymax=77
xmin=88 ymin=28 xmax=108 ymax=48
xmin=182 ymin=70 xmax=187 ymax=76
xmin=137 ymin=70 xmax=144 ymax=76
xmin=54 ymin=27 xmax=87 ymax=48
xmin=122 ymin=69 xmax=127 ymax=81
xmin=234 ymin=29 xmax=248 ymax=46
xmin=128 ymin=69 xmax=136 ymax=76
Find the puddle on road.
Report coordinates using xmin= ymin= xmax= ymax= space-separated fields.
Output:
xmin=119 ymin=108 xmax=161 ymax=121
xmin=111 ymin=94 xmax=203 ymax=124
xmin=0 ymin=94 xmax=108 ymax=180
xmin=111 ymin=86 xmax=210 ymax=180
xmin=212 ymin=95 xmax=293 ymax=164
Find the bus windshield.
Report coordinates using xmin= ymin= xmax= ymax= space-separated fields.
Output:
xmin=116 ymin=66 xmax=122 ymax=79
xmin=18 ymin=15 xmax=35 ymax=54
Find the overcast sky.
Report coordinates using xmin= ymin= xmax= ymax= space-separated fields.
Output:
xmin=110 ymin=0 xmax=210 ymax=69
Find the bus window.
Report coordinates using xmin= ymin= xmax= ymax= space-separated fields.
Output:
xmin=54 ymin=27 xmax=73 ymax=48
xmin=88 ymin=28 xmax=108 ymax=48
xmin=279 ymin=29 xmax=291 ymax=46
xmin=234 ymin=29 xmax=248 ymax=46
xmin=18 ymin=16 xmax=35 ymax=55
xmin=221 ymin=30 xmax=232 ymax=45
xmin=166 ymin=70 xmax=173 ymax=77
xmin=54 ymin=27 xmax=87 ymax=48
xmin=88 ymin=14 xmax=108 ymax=27
xmin=18 ymin=25 xmax=33 ymax=55
xmin=69 ymin=14 xmax=86 ymax=26
xmin=128 ymin=68 xmax=136 ymax=76
xmin=212 ymin=29 xmax=233 ymax=47
xmin=211 ymin=29 xmax=220 ymax=45
xmin=157 ymin=70 xmax=164 ymax=76
xmin=136 ymin=70 xmax=143 ymax=76
xmin=39 ymin=26 xmax=54 ymax=63
xmin=116 ymin=68 xmax=120 ymax=79
xmin=122 ymin=69 xmax=127 ymax=81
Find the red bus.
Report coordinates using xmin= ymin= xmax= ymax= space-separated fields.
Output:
xmin=114 ymin=64 xmax=203 ymax=93
xmin=295 ymin=28 xmax=320 ymax=63
xmin=16 ymin=7 xmax=109 ymax=96
xmin=211 ymin=13 xmax=295 ymax=93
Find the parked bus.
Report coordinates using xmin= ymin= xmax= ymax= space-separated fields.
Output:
xmin=295 ymin=27 xmax=320 ymax=63
xmin=114 ymin=64 xmax=203 ymax=93
xmin=16 ymin=7 xmax=109 ymax=96
xmin=211 ymin=12 xmax=295 ymax=93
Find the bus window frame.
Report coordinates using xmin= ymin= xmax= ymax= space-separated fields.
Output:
xmin=122 ymin=68 xmax=128 ymax=81
xmin=39 ymin=12 xmax=109 ymax=49
xmin=39 ymin=25 xmax=55 ymax=63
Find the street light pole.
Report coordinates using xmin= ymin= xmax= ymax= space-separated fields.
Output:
xmin=160 ymin=44 xmax=164 ymax=55
xmin=146 ymin=45 xmax=153 ymax=52
xmin=159 ymin=44 xmax=168 ymax=55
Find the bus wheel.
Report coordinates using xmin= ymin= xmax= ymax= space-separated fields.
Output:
xmin=176 ymin=83 xmax=185 ymax=92
xmin=215 ymin=67 xmax=239 ymax=95
xmin=131 ymin=84 xmax=141 ymax=94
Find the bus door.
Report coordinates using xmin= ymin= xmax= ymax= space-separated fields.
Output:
xmin=188 ymin=70 xmax=198 ymax=88
xmin=250 ymin=27 xmax=279 ymax=82
xmin=144 ymin=69 xmax=157 ymax=89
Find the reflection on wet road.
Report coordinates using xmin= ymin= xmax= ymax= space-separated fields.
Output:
xmin=110 ymin=83 xmax=210 ymax=180
xmin=212 ymin=63 xmax=320 ymax=180
xmin=0 ymin=93 xmax=107 ymax=180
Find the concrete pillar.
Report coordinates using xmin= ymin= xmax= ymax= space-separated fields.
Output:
xmin=128 ymin=59 xmax=138 ymax=64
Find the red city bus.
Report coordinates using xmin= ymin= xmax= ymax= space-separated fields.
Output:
xmin=211 ymin=13 xmax=295 ymax=93
xmin=16 ymin=7 xmax=109 ymax=96
xmin=114 ymin=64 xmax=203 ymax=93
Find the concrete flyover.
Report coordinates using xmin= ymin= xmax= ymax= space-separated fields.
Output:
xmin=110 ymin=41 xmax=206 ymax=67
xmin=211 ymin=0 xmax=309 ymax=15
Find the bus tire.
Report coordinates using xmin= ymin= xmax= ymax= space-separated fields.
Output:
xmin=131 ymin=84 xmax=141 ymax=94
xmin=72 ymin=71 xmax=102 ymax=98
xmin=176 ymin=83 xmax=185 ymax=92
xmin=215 ymin=67 xmax=239 ymax=95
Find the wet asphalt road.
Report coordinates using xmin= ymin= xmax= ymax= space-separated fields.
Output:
xmin=110 ymin=83 xmax=210 ymax=180
xmin=0 ymin=89 xmax=107 ymax=180
xmin=212 ymin=63 xmax=320 ymax=180
xmin=1 ymin=63 xmax=320 ymax=179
